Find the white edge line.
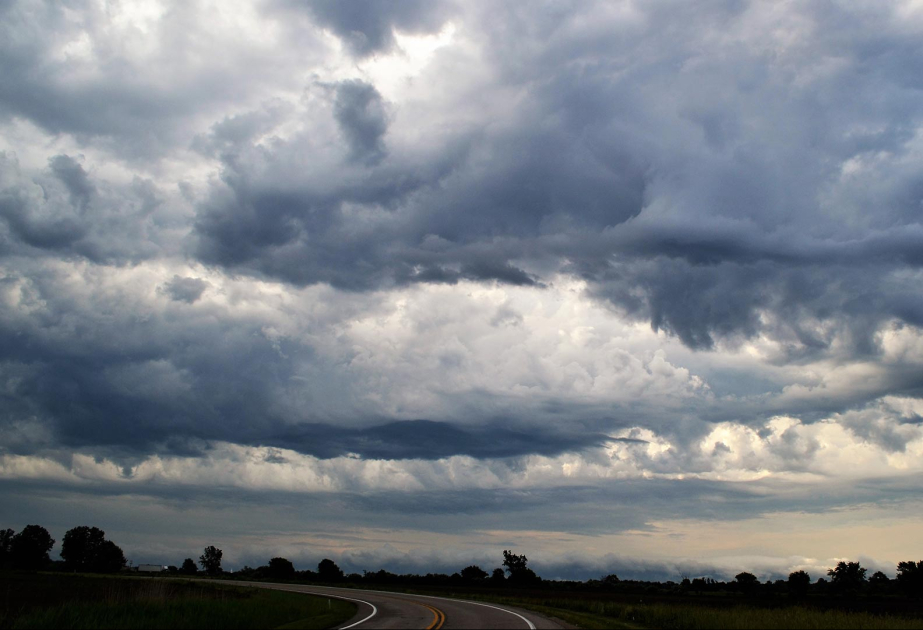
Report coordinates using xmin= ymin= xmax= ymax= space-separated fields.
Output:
xmin=300 ymin=585 xmax=537 ymax=630
xmin=406 ymin=593 xmax=535 ymax=630
xmin=440 ymin=599 xmax=537 ymax=630
xmin=271 ymin=587 xmax=378 ymax=630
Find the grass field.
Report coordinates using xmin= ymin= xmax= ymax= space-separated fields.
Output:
xmin=323 ymin=580 xmax=922 ymax=630
xmin=0 ymin=572 xmax=356 ymax=630
xmin=443 ymin=593 xmax=923 ymax=629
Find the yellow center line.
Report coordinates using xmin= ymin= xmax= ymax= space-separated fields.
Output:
xmin=423 ymin=603 xmax=446 ymax=630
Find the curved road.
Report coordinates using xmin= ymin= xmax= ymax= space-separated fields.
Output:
xmin=234 ymin=581 xmax=567 ymax=629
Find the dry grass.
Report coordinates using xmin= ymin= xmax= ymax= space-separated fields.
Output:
xmin=0 ymin=573 xmax=355 ymax=629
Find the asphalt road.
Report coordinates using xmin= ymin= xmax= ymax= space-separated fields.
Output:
xmin=233 ymin=581 xmax=567 ymax=629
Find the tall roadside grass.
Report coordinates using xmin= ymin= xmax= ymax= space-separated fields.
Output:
xmin=1 ymin=573 xmax=355 ymax=630
xmin=470 ymin=595 xmax=923 ymax=630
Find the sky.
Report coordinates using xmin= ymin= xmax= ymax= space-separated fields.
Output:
xmin=2 ymin=0 xmax=923 ymax=582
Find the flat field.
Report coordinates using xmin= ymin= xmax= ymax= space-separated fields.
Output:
xmin=323 ymin=581 xmax=923 ymax=630
xmin=433 ymin=591 xmax=923 ymax=630
xmin=496 ymin=595 xmax=923 ymax=629
xmin=0 ymin=572 xmax=356 ymax=630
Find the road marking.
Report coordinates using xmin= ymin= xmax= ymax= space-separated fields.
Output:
xmin=445 ymin=599 xmax=536 ymax=630
xmin=252 ymin=582 xmax=538 ymax=630
xmin=423 ymin=603 xmax=446 ymax=630
xmin=269 ymin=587 xmax=378 ymax=630
xmin=338 ymin=599 xmax=378 ymax=630
xmin=308 ymin=585 xmax=538 ymax=630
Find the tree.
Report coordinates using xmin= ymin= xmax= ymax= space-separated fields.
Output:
xmin=502 ymin=550 xmax=528 ymax=575
xmin=490 ymin=567 xmax=506 ymax=583
xmin=11 ymin=525 xmax=55 ymax=570
xmin=62 ymin=526 xmax=105 ymax=571
xmin=61 ymin=526 xmax=126 ymax=573
xmin=460 ymin=565 xmax=489 ymax=581
xmin=897 ymin=560 xmax=923 ymax=597
xmin=827 ymin=561 xmax=866 ymax=593
xmin=788 ymin=570 xmax=811 ymax=599
xmin=199 ymin=546 xmax=223 ymax=575
xmin=268 ymin=557 xmax=296 ymax=580
xmin=95 ymin=540 xmax=127 ymax=573
xmin=502 ymin=550 xmax=539 ymax=584
xmin=735 ymin=572 xmax=758 ymax=585
xmin=869 ymin=571 xmax=890 ymax=588
xmin=735 ymin=571 xmax=759 ymax=595
xmin=318 ymin=558 xmax=344 ymax=581
xmin=0 ymin=528 xmax=13 ymax=567
xmin=180 ymin=558 xmax=199 ymax=575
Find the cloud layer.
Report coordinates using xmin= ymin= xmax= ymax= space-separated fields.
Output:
xmin=2 ymin=0 xmax=923 ymax=578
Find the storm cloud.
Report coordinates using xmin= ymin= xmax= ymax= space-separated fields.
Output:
xmin=187 ymin=0 xmax=923 ymax=355
xmin=2 ymin=0 xmax=923 ymax=579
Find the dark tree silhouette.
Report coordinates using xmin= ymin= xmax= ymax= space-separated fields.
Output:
xmin=11 ymin=525 xmax=55 ymax=570
xmin=870 ymin=571 xmax=890 ymax=585
xmin=897 ymin=560 xmax=923 ymax=597
xmin=490 ymin=567 xmax=505 ymax=582
xmin=460 ymin=565 xmax=489 ymax=581
xmin=318 ymin=558 xmax=344 ymax=581
xmin=61 ymin=526 xmax=126 ymax=573
xmin=180 ymin=558 xmax=198 ymax=575
xmin=199 ymin=546 xmax=223 ymax=575
xmin=502 ymin=550 xmax=539 ymax=584
xmin=269 ymin=557 xmax=296 ymax=579
xmin=62 ymin=526 xmax=104 ymax=571
xmin=502 ymin=550 xmax=528 ymax=574
xmin=602 ymin=574 xmax=620 ymax=586
xmin=0 ymin=528 xmax=13 ymax=566
xmin=734 ymin=571 xmax=759 ymax=595
xmin=96 ymin=540 xmax=127 ymax=573
xmin=788 ymin=570 xmax=811 ymax=598
xmin=827 ymin=561 xmax=866 ymax=593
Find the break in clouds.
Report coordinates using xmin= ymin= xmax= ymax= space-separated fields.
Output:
xmin=1 ymin=0 xmax=923 ymax=578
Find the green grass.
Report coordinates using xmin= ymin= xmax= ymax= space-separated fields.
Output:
xmin=500 ymin=602 xmax=645 ymax=629
xmin=446 ymin=594 xmax=923 ymax=630
xmin=0 ymin=573 xmax=355 ymax=629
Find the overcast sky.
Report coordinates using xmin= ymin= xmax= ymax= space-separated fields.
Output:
xmin=2 ymin=0 xmax=923 ymax=581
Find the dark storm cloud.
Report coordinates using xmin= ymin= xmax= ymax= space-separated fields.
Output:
xmin=0 ymin=2 xmax=330 ymax=160
xmin=286 ymin=0 xmax=454 ymax=57
xmin=0 ymin=260 xmax=610 ymax=460
xmin=192 ymin=120 xmax=644 ymax=290
xmin=333 ymin=80 xmax=389 ymax=165
xmin=7 ymin=246 xmax=912 ymax=466
xmin=187 ymin=0 xmax=923 ymax=357
xmin=16 ymin=464 xmax=908 ymax=541
xmin=48 ymin=155 xmax=94 ymax=213
xmin=0 ymin=153 xmax=171 ymax=262
xmin=1 ymin=0 xmax=920 ymax=357
xmin=263 ymin=419 xmax=609 ymax=460
xmin=161 ymin=276 xmax=209 ymax=304
xmin=2 ymin=0 xmax=923 ymax=499
xmin=0 ymin=3 xmax=189 ymax=157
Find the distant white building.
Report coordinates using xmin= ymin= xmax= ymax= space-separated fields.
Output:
xmin=136 ymin=564 xmax=166 ymax=573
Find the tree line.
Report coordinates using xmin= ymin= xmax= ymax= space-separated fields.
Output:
xmin=227 ymin=550 xmax=538 ymax=586
xmin=0 ymin=525 xmax=126 ymax=573
xmin=172 ymin=546 xmax=923 ymax=601
xmin=2 ymin=524 xmax=921 ymax=601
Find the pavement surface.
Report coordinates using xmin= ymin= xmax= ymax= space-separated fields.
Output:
xmin=232 ymin=581 xmax=568 ymax=629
